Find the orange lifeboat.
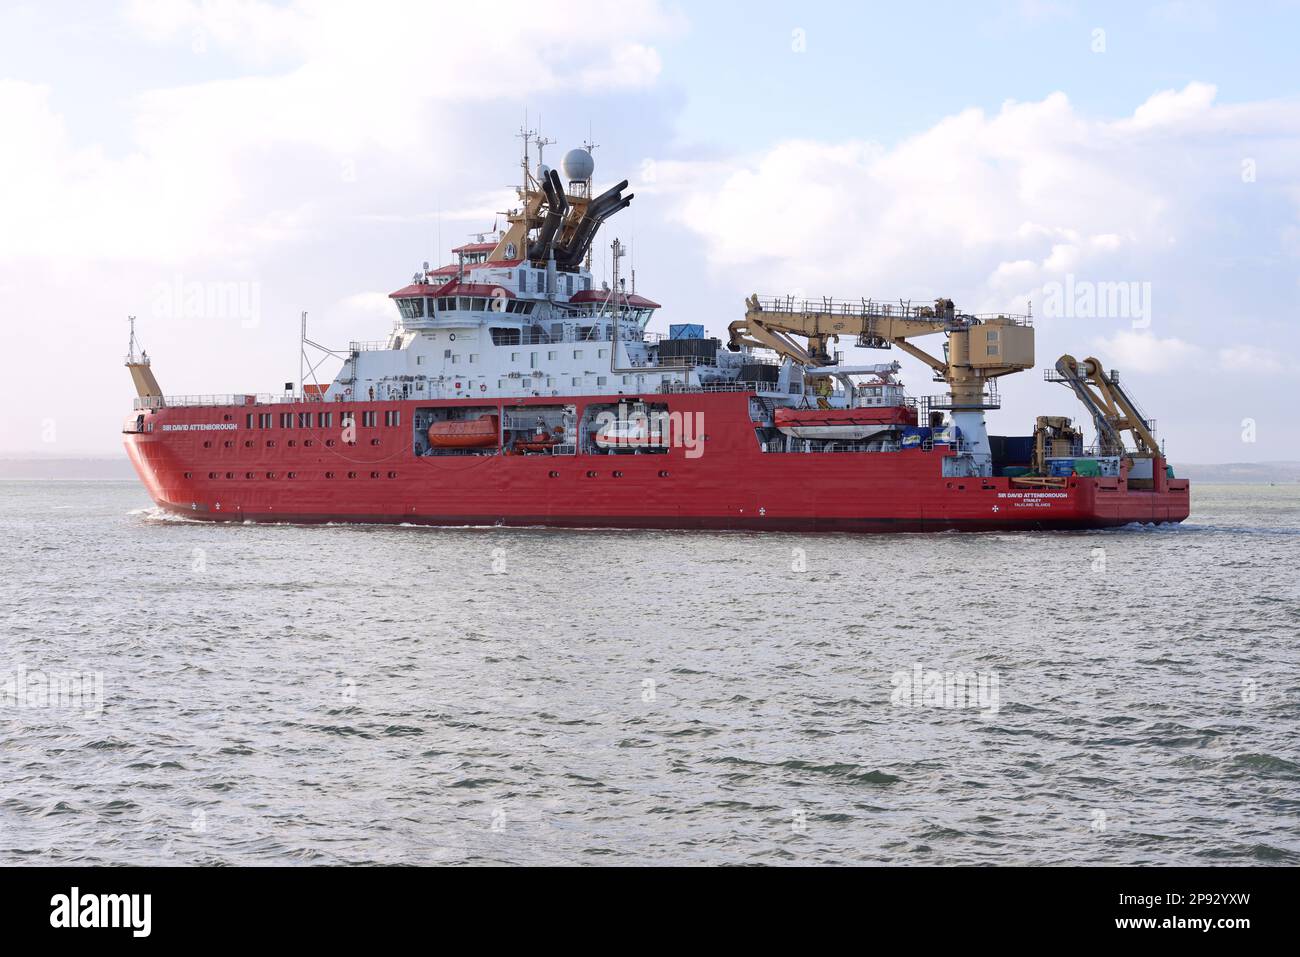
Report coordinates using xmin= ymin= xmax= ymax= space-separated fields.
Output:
xmin=427 ymin=415 xmax=499 ymax=448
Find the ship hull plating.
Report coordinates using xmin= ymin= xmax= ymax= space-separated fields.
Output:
xmin=124 ymin=392 xmax=1190 ymax=533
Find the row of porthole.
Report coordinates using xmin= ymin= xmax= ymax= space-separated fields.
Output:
xmin=202 ymin=438 xmax=381 ymax=450
xmin=547 ymin=470 xmax=670 ymax=478
xmin=190 ymin=471 xmax=399 ymax=480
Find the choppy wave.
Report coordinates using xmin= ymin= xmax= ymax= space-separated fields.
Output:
xmin=1 ymin=480 xmax=1297 ymax=865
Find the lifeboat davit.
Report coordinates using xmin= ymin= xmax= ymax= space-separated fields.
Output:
xmin=427 ymin=415 xmax=499 ymax=448
xmin=774 ymin=405 xmax=915 ymax=440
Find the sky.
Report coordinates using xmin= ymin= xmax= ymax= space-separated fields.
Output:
xmin=1 ymin=0 xmax=1297 ymax=462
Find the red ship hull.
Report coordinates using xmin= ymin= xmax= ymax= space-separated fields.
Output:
xmin=123 ymin=392 xmax=1190 ymax=532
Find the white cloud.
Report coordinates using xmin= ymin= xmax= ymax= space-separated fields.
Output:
xmin=1125 ymin=81 xmax=1218 ymax=129
xmin=337 ymin=291 xmax=396 ymax=321
xmin=1090 ymin=330 xmax=1200 ymax=374
xmin=0 ymin=0 xmax=680 ymax=265
xmin=647 ymin=82 xmax=1300 ymax=322
xmin=1218 ymin=344 xmax=1284 ymax=374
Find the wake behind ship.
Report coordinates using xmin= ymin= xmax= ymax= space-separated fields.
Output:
xmin=122 ymin=137 xmax=1189 ymax=531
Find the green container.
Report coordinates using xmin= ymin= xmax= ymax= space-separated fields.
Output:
xmin=1001 ymin=466 xmax=1032 ymax=477
xmin=1165 ymin=465 xmax=1176 ymax=479
xmin=1073 ymin=459 xmax=1102 ymax=477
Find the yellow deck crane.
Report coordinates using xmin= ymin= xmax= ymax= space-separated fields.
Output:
xmin=728 ymin=295 xmax=1035 ymax=458
xmin=1041 ymin=354 xmax=1162 ymax=475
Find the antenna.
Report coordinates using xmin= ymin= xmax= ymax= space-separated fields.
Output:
xmin=126 ymin=316 xmax=149 ymax=366
xmin=533 ymin=131 xmax=556 ymax=174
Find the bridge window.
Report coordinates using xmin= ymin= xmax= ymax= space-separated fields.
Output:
xmin=396 ymin=298 xmax=425 ymax=320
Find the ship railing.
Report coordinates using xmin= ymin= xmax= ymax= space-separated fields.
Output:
xmin=657 ymin=380 xmax=784 ymax=395
xmin=751 ymin=295 xmax=1032 ymax=327
xmin=133 ymin=393 xmax=280 ymax=410
xmin=349 ymin=340 xmax=391 ymax=352
xmin=918 ymin=388 xmax=1001 ymax=414
xmin=762 ymin=437 xmax=981 ymax=455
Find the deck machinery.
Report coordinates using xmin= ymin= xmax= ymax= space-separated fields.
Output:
xmin=729 ymin=293 xmax=1169 ymax=488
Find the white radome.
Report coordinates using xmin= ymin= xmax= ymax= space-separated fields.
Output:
xmin=561 ymin=148 xmax=594 ymax=183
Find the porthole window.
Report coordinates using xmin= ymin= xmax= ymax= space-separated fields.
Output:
xmin=586 ymin=470 xmax=598 ymax=478
xmin=325 ymin=471 xmax=335 ymax=479
xmin=658 ymin=470 xmax=670 ymax=478
xmin=370 ymin=471 xmax=380 ymax=479
xmin=347 ymin=471 xmax=357 ymax=479
xmin=245 ymin=472 xmax=255 ymax=479
xmin=548 ymin=470 xmax=560 ymax=478
xmin=387 ymin=471 xmax=397 ymax=479
xmin=613 ymin=470 xmax=623 ymax=478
